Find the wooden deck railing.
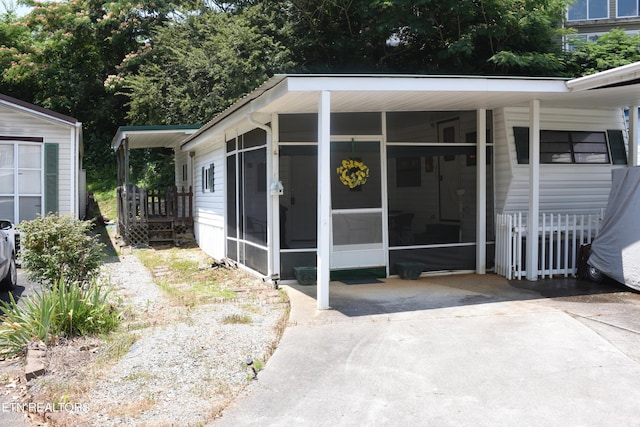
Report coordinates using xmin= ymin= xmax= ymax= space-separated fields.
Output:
xmin=117 ymin=184 xmax=193 ymax=244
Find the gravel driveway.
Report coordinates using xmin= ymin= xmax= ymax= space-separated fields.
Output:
xmin=3 ymin=250 xmax=288 ymax=426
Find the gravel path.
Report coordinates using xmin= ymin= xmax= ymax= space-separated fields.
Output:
xmin=29 ymin=251 xmax=288 ymax=426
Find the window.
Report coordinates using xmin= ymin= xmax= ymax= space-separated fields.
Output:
xmin=565 ymin=33 xmax=602 ymax=51
xmin=568 ymin=0 xmax=608 ymax=20
xmin=0 ymin=140 xmax=54 ymax=223
xmin=513 ymin=128 xmax=627 ymax=164
xmin=618 ymin=0 xmax=639 ymax=16
xmin=201 ymin=163 xmax=214 ymax=192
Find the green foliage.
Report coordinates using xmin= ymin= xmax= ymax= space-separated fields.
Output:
xmin=567 ymin=29 xmax=640 ymax=76
xmin=17 ymin=214 xmax=105 ymax=287
xmin=221 ymin=313 xmax=252 ymax=324
xmin=279 ymin=0 xmax=570 ymax=75
xmin=53 ymin=280 xmax=120 ymax=337
xmin=88 ymin=186 xmax=118 ymax=223
xmin=128 ymin=147 xmax=175 ymax=189
xmin=0 ymin=280 xmax=120 ymax=357
xmin=120 ymin=5 xmax=295 ymax=125
xmin=0 ymin=0 xmax=187 ymax=191
xmin=0 ymin=0 xmax=632 ymax=193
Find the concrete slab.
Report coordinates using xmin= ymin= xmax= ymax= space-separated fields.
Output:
xmin=212 ymin=274 xmax=640 ymax=426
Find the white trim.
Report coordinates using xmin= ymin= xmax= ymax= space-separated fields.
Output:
xmin=567 ymin=61 xmax=640 ymax=92
xmin=270 ymin=113 xmax=280 ymax=278
xmin=526 ymin=100 xmax=541 ymax=281
xmin=284 ymin=75 xmax=567 ymax=94
xmin=630 ymin=106 xmax=639 ymax=166
xmin=381 ymin=112 xmax=390 ymax=277
xmin=476 ymin=108 xmax=487 ymax=274
xmin=317 ymin=91 xmax=331 ymax=310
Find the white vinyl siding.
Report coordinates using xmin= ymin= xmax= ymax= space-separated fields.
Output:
xmin=0 ymin=103 xmax=79 ymax=221
xmin=174 ymin=149 xmax=191 ymax=189
xmin=495 ymin=106 xmax=627 ymax=215
xmin=192 ymin=136 xmax=225 ymax=259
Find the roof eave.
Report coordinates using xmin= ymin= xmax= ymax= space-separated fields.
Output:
xmin=0 ymin=93 xmax=78 ymax=125
xmin=567 ymin=61 xmax=640 ymax=92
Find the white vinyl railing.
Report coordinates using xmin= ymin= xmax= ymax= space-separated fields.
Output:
xmin=495 ymin=212 xmax=603 ymax=280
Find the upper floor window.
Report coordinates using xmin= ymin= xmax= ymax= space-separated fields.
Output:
xmin=618 ymin=0 xmax=639 ymax=16
xmin=568 ymin=0 xmax=608 ymax=20
xmin=565 ymin=33 xmax=602 ymax=51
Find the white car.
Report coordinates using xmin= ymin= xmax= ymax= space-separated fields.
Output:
xmin=0 ymin=219 xmax=17 ymax=291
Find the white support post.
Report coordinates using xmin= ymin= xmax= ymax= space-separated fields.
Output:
xmin=629 ymin=106 xmax=639 ymax=166
xmin=526 ymin=100 xmax=540 ymax=281
xmin=270 ymin=113 xmax=280 ymax=277
xmin=476 ymin=109 xmax=487 ymax=274
xmin=317 ymin=91 xmax=331 ymax=310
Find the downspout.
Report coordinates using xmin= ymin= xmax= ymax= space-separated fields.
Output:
xmin=73 ymin=122 xmax=82 ymax=219
xmin=629 ymin=106 xmax=639 ymax=166
xmin=247 ymin=114 xmax=279 ymax=283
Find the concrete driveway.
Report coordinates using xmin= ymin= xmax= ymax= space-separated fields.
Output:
xmin=213 ymin=274 xmax=640 ymax=427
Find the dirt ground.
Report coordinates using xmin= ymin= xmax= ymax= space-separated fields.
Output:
xmin=0 ymin=240 xmax=288 ymax=427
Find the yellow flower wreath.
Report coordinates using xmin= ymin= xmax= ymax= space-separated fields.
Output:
xmin=336 ymin=159 xmax=370 ymax=189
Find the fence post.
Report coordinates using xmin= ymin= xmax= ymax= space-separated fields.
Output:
xmin=188 ymin=186 xmax=193 ymax=226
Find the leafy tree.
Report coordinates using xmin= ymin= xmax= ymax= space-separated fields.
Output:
xmin=0 ymin=0 xmax=582 ymax=193
xmin=567 ymin=29 xmax=640 ymax=76
xmin=278 ymin=0 xmax=571 ymax=76
xmin=0 ymin=0 xmax=185 ymax=188
xmin=116 ymin=5 xmax=295 ymax=125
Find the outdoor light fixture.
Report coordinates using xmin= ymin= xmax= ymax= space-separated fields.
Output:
xmin=270 ymin=181 xmax=284 ymax=196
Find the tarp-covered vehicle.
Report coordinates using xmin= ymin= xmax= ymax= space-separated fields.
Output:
xmin=586 ymin=167 xmax=640 ymax=291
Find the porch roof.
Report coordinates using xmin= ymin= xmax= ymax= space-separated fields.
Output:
xmin=111 ymin=125 xmax=200 ymax=152
xmin=181 ymin=67 xmax=640 ymax=150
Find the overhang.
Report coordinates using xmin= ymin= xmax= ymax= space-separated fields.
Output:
xmin=111 ymin=125 xmax=201 ymax=152
xmin=181 ymin=69 xmax=640 ymax=151
xmin=566 ymin=61 xmax=640 ymax=91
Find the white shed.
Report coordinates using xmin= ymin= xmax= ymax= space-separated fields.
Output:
xmin=0 ymin=94 xmax=84 ymax=223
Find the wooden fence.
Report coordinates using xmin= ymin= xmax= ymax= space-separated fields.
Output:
xmin=117 ymin=184 xmax=193 ymax=245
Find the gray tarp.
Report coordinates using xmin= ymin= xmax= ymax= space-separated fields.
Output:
xmin=589 ymin=167 xmax=640 ymax=291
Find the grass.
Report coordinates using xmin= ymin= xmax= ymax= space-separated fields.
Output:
xmin=18 ymin=233 xmax=292 ymax=424
xmin=90 ymin=187 xmax=117 ymax=223
xmin=221 ymin=313 xmax=252 ymax=324
xmin=0 ymin=281 xmax=121 ymax=358
xmin=136 ymin=247 xmax=237 ymax=306
xmin=99 ymin=331 xmax=138 ymax=364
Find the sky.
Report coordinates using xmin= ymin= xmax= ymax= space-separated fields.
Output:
xmin=0 ymin=1 xmax=32 ymax=16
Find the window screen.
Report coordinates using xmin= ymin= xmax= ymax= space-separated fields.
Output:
xmin=513 ymin=127 xmax=617 ymax=164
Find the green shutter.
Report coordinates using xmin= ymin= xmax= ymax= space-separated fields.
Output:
xmin=209 ymin=163 xmax=215 ymax=192
xmin=44 ymin=143 xmax=59 ymax=214
xmin=607 ymin=130 xmax=628 ymax=165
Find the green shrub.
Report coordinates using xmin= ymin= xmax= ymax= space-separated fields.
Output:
xmin=0 ymin=279 xmax=120 ymax=357
xmin=17 ymin=214 xmax=105 ymax=287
